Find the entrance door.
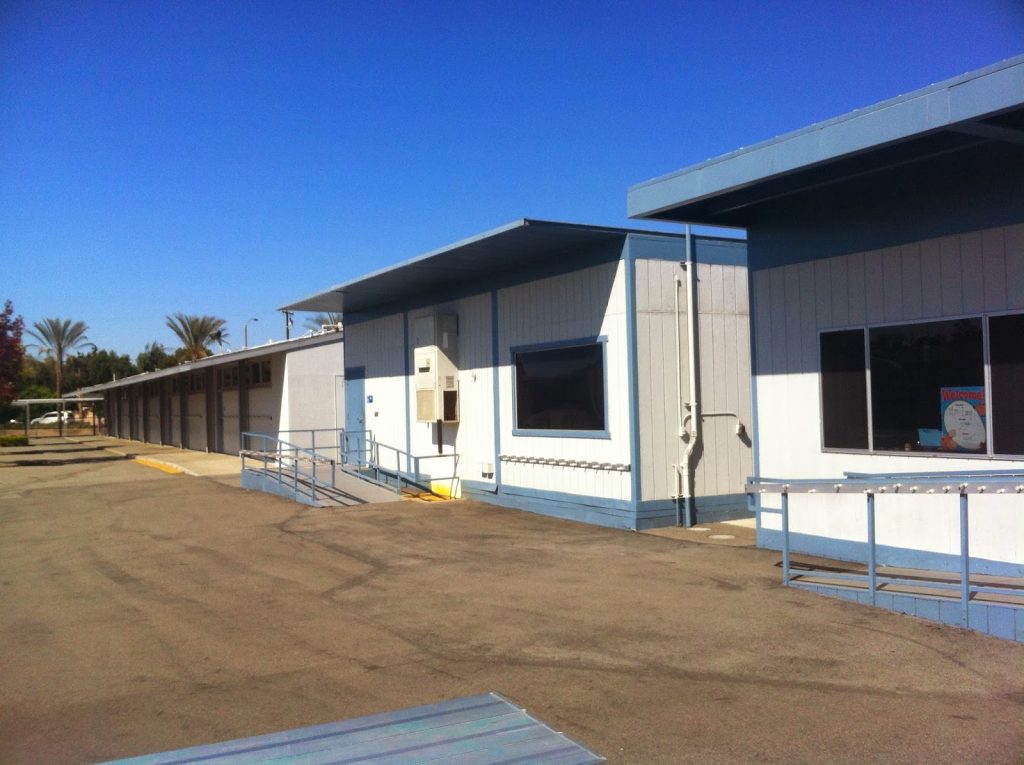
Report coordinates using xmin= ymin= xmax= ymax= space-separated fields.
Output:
xmin=344 ymin=367 xmax=366 ymax=466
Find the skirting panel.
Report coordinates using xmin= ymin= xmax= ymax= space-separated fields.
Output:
xmin=758 ymin=525 xmax=1024 ymax=579
xmin=792 ymin=581 xmax=1024 ymax=643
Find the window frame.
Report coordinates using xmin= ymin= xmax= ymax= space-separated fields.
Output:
xmin=510 ymin=335 xmax=610 ymax=440
xmin=818 ymin=310 xmax=1024 ymax=460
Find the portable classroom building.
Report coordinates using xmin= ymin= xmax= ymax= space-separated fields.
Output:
xmin=80 ymin=330 xmax=345 ymax=455
xmin=628 ymin=56 xmax=1024 ymax=581
xmin=282 ymin=219 xmax=751 ymax=529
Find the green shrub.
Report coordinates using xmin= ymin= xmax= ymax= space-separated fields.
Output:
xmin=0 ymin=435 xmax=29 ymax=447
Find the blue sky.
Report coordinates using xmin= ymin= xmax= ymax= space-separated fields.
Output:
xmin=3 ymin=1 xmax=1022 ymax=357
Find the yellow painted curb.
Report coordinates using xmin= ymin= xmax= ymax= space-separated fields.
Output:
xmin=134 ymin=457 xmax=185 ymax=475
xmin=429 ymin=481 xmax=453 ymax=499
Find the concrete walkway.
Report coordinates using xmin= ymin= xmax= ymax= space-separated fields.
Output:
xmin=27 ymin=436 xmax=401 ymax=504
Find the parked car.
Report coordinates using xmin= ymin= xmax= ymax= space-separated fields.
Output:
xmin=30 ymin=411 xmax=72 ymax=425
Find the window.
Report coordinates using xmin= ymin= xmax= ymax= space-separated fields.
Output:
xmin=820 ymin=313 xmax=1024 ymax=457
xmin=870 ymin=319 xmax=984 ymax=453
xmin=186 ymin=373 xmax=205 ymax=395
xmin=821 ymin=329 xmax=868 ymax=449
xmin=990 ymin=314 xmax=1024 ymax=455
xmin=221 ymin=365 xmax=239 ymax=390
xmin=513 ymin=341 xmax=606 ymax=435
xmin=244 ymin=359 xmax=272 ymax=387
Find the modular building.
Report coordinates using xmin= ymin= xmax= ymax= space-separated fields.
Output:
xmin=628 ymin=57 xmax=1024 ymax=584
xmin=282 ymin=219 xmax=751 ymax=529
xmin=79 ymin=329 xmax=345 ymax=455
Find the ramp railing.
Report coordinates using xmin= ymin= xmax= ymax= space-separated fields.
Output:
xmin=746 ymin=469 xmax=1024 ymax=627
xmin=240 ymin=431 xmax=338 ymax=505
xmin=242 ymin=427 xmax=459 ymax=501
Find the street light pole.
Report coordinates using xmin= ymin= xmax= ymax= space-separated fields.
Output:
xmin=244 ymin=317 xmax=259 ymax=349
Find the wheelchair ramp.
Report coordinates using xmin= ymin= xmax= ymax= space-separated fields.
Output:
xmin=102 ymin=692 xmax=604 ymax=764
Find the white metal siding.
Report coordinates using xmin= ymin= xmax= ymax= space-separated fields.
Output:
xmin=344 ymin=261 xmax=632 ymax=502
xmin=635 ymin=259 xmax=752 ymax=502
xmin=497 ymin=261 xmax=631 ymax=501
xmin=753 ymin=222 xmax=1024 ymax=566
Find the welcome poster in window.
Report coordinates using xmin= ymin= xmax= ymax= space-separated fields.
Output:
xmin=940 ymin=386 xmax=986 ymax=452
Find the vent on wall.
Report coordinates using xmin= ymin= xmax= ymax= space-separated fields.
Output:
xmin=413 ymin=313 xmax=460 ymax=423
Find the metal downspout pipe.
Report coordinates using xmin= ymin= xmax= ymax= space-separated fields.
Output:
xmin=680 ymin=224 xmax=700 ymax=527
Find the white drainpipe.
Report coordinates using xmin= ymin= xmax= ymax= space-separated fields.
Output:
xmin=680 ymin=225 xmax=700 ymax=526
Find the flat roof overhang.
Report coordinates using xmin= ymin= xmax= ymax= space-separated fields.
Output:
xmin=628 ymin=55 xmax=1024 ymax=227
xmin=70 ymin=330 xmax=343 ymax=395
xmin=279 ymin=219 xmax=685 ymax=314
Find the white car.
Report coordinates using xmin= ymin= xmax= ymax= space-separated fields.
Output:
xmin=30 ymin=411 xmax=72 ymax=425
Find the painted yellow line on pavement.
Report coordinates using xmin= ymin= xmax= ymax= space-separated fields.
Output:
xmin=134 ymin=457 xmax=185 ymax=475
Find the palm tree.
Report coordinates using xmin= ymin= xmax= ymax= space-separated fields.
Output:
xmin=165 ymin=313 xmax=228 ymax=361
xmin=304 ymin=312 xmax=343 ymax=331
xmin=27 ymin=318 xmax=89 ymax=398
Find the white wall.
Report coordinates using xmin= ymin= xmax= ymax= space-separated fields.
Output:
xmin=753 ymin=222 xmax=1024 ymax=566
xmin=279 ymin=339 xmax=344 ymax=438
xmin=343 ymin=260 xmax=633 ymax=502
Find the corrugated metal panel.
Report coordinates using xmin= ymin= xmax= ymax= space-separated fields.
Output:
xmin=634 ymin=258 xmax=752 ymax=502
xmin=103 ymin=692 xmax=603 ymax=765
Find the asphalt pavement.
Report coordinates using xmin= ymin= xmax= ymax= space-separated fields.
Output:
xmin=1 ymin=438 xmax=1022 ymax=764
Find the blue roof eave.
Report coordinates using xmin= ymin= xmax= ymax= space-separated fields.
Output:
xmin=628 ymin=54 xmax=1024 ymax=221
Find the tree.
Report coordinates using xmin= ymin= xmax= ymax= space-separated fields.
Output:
xmin=26 ymin=317 xmax=89 ymax=398
xmin=0 ymin=300 xmax=25 ymax=404
xmin=304 ymin=312 xmax=343 ymax=331
xmin=64 ymin=348 xmax=136 ymax=391
xmin=165 ymin=313 xmax=228 ymax=361
xmin=136 ymin=341 xmax=177 ymax=373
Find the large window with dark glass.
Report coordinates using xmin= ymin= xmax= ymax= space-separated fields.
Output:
xmin=990 ymin=313 xmax=1024 ymax=456
xmin=821 ymin=329 xmax=869 ymax=449
xmin=820 ymin=314 xmax=1024 ymax=456
xmin=514 ymin=342 xmax=605 ymax=433
xmin=870 ymin=318 xmax=984 ymax=453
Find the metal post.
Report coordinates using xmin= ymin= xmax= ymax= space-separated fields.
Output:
xmin=780 ymin=488 xmax=790 ymax=586
xmin=293 ymin=446 xmax=298 ymax=496
xmin=311 ymin=429 xmax=316 ymax=456
xmin=866 ymin=492 xmax=877 ymax=606
xmin=960 ymin=490 xmax=970 ymax=628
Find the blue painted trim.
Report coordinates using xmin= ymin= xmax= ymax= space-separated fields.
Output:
xmin=793 ymin=581 xmax=1023 ymax=644
xmin=638 ymin=493 xmax=751 ymax=524
xmin=627 ymin=55 xmax=1024 ymax=220
xmin=490 ymin=289 xmax=502 ymax=488
xmin=624 ymin=239 xmax=642 ymax=507
xmin=757 ymin=524 xmax=1024 ymax=579
xmin=510 ymin=335 xmax=610 ymax=438
xmin=509 ymin=335 xmax=608 ymax=355
xmin=510 ymin=427 xmax=611 ymax=440
xmin=495 ymin=482 xmax=634 ymax=511
xmin=631 ymin=235 xmax=748 ymax=267
xmin=402 ymin=311 xmax=411 ymax=461
xmin=462 ymin=482 xmax=639 ymax=530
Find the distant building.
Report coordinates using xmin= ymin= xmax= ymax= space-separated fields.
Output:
xmin=78 ymin=330 xmax=344 ymax=455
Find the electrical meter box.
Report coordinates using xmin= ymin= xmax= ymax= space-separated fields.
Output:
xmin=413 ymin=313 xmax=459 ymax=422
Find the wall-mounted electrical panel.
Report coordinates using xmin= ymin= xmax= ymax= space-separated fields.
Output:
xmin=413 ymin=313 xmax=459 ymax=422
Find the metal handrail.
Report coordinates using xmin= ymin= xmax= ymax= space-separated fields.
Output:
xmin=240 ymin=431 xmax=339 ymax=504
xmin=746 ymin=473 xmax=1024 ymax=629
xmin=243 ymin=427 xmax=459 ymax=499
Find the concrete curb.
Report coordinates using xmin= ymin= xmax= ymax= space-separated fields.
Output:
xmin=93 ymin=441 xmax=199 ymax=477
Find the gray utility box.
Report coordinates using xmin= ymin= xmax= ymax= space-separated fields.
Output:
xmin=413 ymin=313 xmax=459 ymax=423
